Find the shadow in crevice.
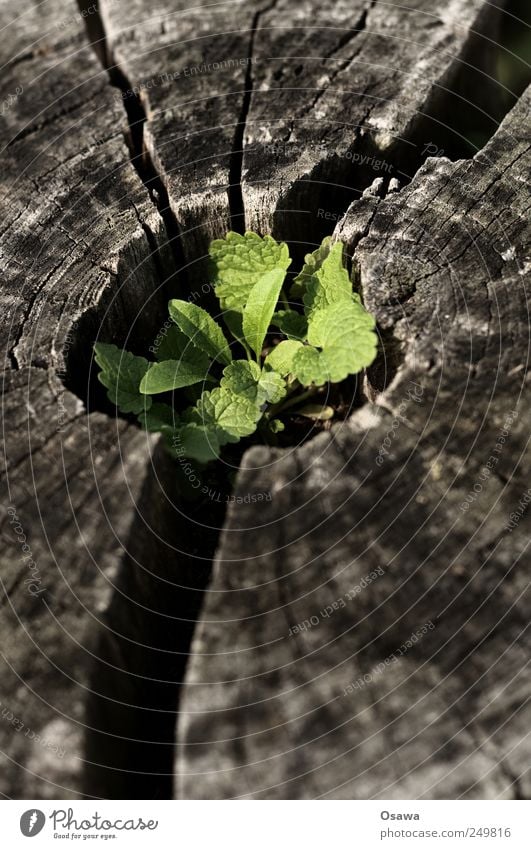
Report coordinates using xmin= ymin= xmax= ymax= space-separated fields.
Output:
xmin=63 ymin=235 xmax=175 ymax=417
xmin=71 ymin=0 xmax=531 ymax=801
xmin=77 ymin=0 xmax=185 ymax=275
xmin=272 ymin=0 xmax=531 ymax=266
xmin=365 ymin=326 xmax=404 ymax=398
xmin=82 ymin=439 xmax=233 ymax=799
xmin=269 ymin=0 xmax=531 ymax=398
xmin=401 ymin=0 xmax=531 ymax=163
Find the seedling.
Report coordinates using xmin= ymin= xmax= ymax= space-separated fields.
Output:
xmin=94 ymin=232 xmax=377 ymax=462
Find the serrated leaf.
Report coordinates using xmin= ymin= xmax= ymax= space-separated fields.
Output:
xmin=303 ymin=241 xmax=352 ymax=317
xmin=293 ymin=300 xmax=377 ymax=386
xmin=139 ymin=350 xmax=211 ymax=395
xmin=220 ymin=359 xmax=261 ymax=400
xmin=196 ymin=386 xmax=261 ymax=442
xmin=220 ymin=359 xmax=286 ymax=406
xmin=242 ymin=267 xmax=287 ymax=358
xmin=137 ymin=403 xmax=176 ymax=432
xmin=94 ymin=343 xmax=152 ymax=414
xmin=291 ymin=346 xmax=330 ymax=386
xmin=210 ymin=231 xmax=291 ymax=312
xmin=307 ymin=297 xmax=376 ymax=347
xmin=258 ymin=369 xmax=286 ymax=404
xmin=290 ymin=236 xmax=332 ymax=298
xmin=168 ymin=299 xmax=232 ymax=365
xmin=264 ymin=339 xmax=304 ymax=376
xmin=271 ymin=310 xmax=308 ymax=341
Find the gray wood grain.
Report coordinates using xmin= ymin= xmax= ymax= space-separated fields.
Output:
xmin=177 ymin=85 xmax=531 ymax=798
xmin=99 ymin=0 xmax=503 ymax=263
xmin=0 ymin=0 xmax=171 ymax=798
xmin=0 ymin=0 xmax=528 ymax=801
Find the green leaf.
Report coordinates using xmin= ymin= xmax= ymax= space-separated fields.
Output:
xmin=221 ymin=360 xmax=260 ymax=398
xmin=290 ymin=236 xmax=332 ymax=298
xmin=222 ymin=309 xmax=249 ymax=349
xmin=264 ymin=339 xmax=304 ymax=376
xmin=155 ymin=326 xmax=191 ymax=362
xmin=258 ymin=368 xmax=286 ymax=404
xmin=242 ymin=267 xmax=287 ymax=358
xmin=168 ymin=299 xmax=232 ymax=365
xmin=271 ymin=310 xmax=308 ymax=341
xmin=210 ymin=231 xmax=291 ymax=312
xmin=196 ymin=386 xmax=261 ymax=442
xmin=291 ymin=345 xmax=330 ymax=386
xmin=169 ymin=423 xmax=221 ymax=463
xmin=139 ymin=351 xmax=211 ymax=395
xmin=97 ymin=233 xmax=377 ymax=467
xmin=302 ymin=241 xmax=352 ymax=317
xmin=293 ymin=300 xmax=377 ymax=386
xmin=94 ymin=343 xmax=151 ymax=414
xmin=137 ymin=403 xmax=176 ymax=432
xmin=220 ymin=359 xmax=285 ymax=406
xmin=307 ymin=297 xmax=375 ymax=347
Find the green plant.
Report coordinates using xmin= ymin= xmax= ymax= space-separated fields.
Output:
xmin=94 ymin=232 xmax=378 ymax=463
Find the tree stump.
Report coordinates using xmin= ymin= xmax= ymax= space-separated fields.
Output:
xmin=0 ymin=0 xmax=529 ymax=799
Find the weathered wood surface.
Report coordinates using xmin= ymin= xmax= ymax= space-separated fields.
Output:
xmin=0 ymin=0 xmax=173 ymax=797
xmin=0 ymin=0 xmax=529 ymax=800
xmin=178 ymin=82 xmax=531 ymax=798
xmin=101 ymin=0 xmax=508 ymax=258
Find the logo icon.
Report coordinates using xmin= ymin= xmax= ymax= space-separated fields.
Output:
xmin=20 ymin=810 xmax=45 ymax=837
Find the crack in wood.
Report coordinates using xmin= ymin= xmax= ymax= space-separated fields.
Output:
xmin=77 ymin=0 xmax=185 ymax=283
xmin=3 ymin=0 xmax=525 ymax=801
xmin=228 ymin=0 xmax=282 ymax=231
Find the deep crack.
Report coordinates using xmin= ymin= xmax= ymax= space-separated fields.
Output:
xmin=69 ymin=0 xmax=531 ymax=800
xmin=77 ymin=0 xmax=184 ymax=282
xmin=228 ymin=0 xmax=281 ymax=232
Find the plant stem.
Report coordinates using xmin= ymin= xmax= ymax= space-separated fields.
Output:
xmin=267 ymin=385 xmax=318 ymax=418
